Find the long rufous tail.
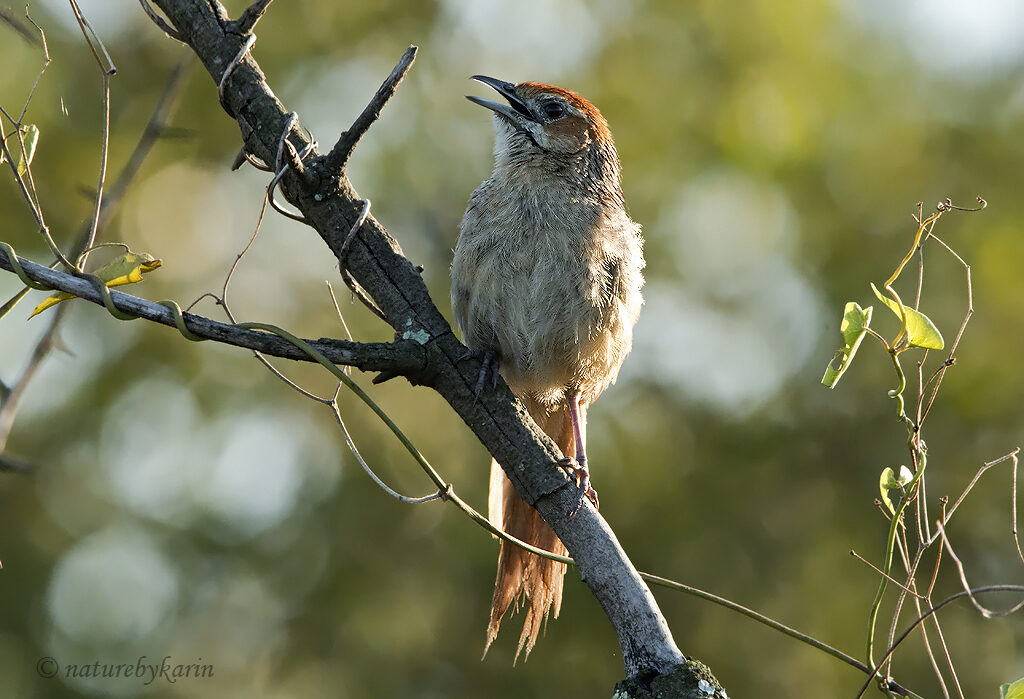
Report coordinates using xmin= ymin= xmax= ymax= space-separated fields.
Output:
xmin=484 ymin=399 xmax=574 ymax=662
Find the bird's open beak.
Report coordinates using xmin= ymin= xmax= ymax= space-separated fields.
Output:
xmin=466 ymin=75 xmax=534 ymax=122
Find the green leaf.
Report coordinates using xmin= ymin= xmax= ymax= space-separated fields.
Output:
xmin=16 ymin=124 xmax=39 ymax=176
xmin=1002 ymin=677 xmax=1024 ymax=699
xmin=822 ymin=302 xmax=873 ymax=388
xmin=879 ymin=465 xmax=913 ymax=514
xmin=879 ymin=468 xmax=897 ymax=514
xmin=29 ymin=250 xmax=162 ymax=318
xmin=869 ymin=283 xmax=944 ymax=350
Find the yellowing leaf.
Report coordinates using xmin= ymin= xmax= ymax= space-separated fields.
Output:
xmin=29 ymin=251 xmax=162 ymax=318
xmin=869 ymin=283 xmax=944 ymax=350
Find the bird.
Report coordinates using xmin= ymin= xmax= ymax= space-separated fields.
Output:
xmin=450 ymin=75 xmax=645 ymax=661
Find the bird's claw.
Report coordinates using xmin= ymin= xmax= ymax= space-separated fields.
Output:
xmin=458 ymin=349 xmax=499 ymax=405
xmin=558 ymin=457 xmax=599 ymax=517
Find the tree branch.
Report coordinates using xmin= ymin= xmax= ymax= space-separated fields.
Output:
xmin=0 ymin=247 xmax=426 ymax=377
xmin=138 ymin=0 xmax=694 ymax=684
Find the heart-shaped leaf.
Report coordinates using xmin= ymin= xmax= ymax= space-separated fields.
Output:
xmin=870 ymin=283 xmax=944 ymax=350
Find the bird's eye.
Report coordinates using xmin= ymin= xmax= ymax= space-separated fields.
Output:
xmin=542 ymin=101 xmax=565 ymax=119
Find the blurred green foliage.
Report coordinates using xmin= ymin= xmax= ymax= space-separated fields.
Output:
xmin=1 ymin=1 xmax=1023 ymax=697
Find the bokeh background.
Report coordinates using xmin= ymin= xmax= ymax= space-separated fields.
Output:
xmin=1 ymin=0 xmax=1023 ymax=696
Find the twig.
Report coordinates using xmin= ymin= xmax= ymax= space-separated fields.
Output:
xmin=855 ymin=585 xmax=1024 ymax=699
xmin=76 ymin=52 xmax=114 ymax=266
xmin=325 ymin=45 xmax=417 ymax=171
xmin=68 ymin=0 xmax=116 ymax=75
xmin=329 ymin=386 xmax=442 ymax=504
xmin=924 ymin=449 xmax=1020 ymax=548
xmin=0 ymin=5 xmax=47 ymax=227
xmin=326 ymin=281 xmax=354 ymax=341
xmin=884 ymin=529 xmax=914 ymax=679
xmin=911 ymin=593 xmax=950 ymax=699
xmin=16 ymin=8 xmax=50 ymax=125
xmin=0 ymin=130 xmax=71 ymax=269
xmin=137 ymin=0 xmax=185 ymax=42
xmin=231 ymin=0 xmax=274 ymax=36
xmin=850 ymin=550 xmax=924 ymax=599
xmin=915 ymin=360 xmax=931 ymax=544
xmin=927 ymin=608 xmax=963 ymax=699
xmin=1014 ymin=452 xmax=1024 ymax=566
xmin=642 ymin=571 xmax=921 ymax=696
xmin=937 ymin=523 xmax=1024 ymax=618
xmin=325 ymin=281 xmax=354 ymax=376
xmin=919 ymin=231 xmax=973 ymax=426
xmin=936 ymin=196 xmax=987 ymax=213
xmin=222 ymin=202 xmax=269 ymax=314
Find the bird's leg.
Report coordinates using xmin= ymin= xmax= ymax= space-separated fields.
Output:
xmin=559 ymin=390 xmax=598 ymax=516
xmin=457 ymin=348 xmax=500 ymax=403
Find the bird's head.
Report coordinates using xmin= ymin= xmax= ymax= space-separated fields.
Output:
xmin=466 ymin=75 xmax=614 ymax=157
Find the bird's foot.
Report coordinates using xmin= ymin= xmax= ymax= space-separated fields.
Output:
xmin=558 ymin=456 xmax=599 ymax=517
xmin=457 ymin=348 xmax=499 ymax=404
